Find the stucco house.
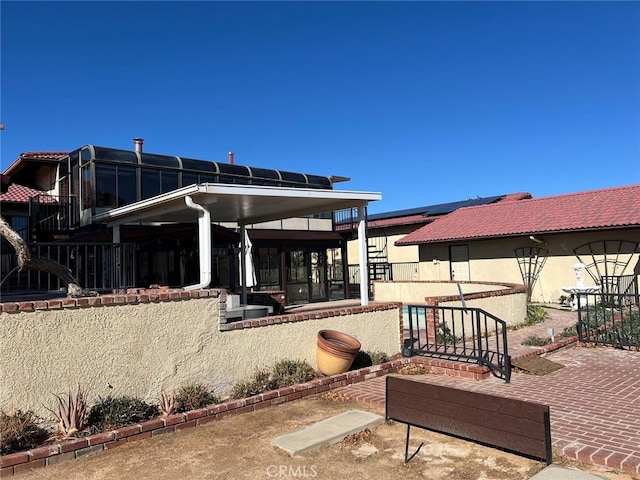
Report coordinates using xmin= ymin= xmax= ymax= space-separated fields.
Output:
xmin=394 ymin=184 xmax=640 ymax=304
xmin=0 ymin=142 xmax=381 ymax=306
xmin=345 ymin=193 xmax=531 ymax=287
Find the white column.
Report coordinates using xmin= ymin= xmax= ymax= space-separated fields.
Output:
xmin=240 ymin=225 xmax=247 ymax=305
xmin=357 ymin=204 xmax=369 ymax=306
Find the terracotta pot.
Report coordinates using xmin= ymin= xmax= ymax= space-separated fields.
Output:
xmin=316 ymin=330 xmax=361 ymax=376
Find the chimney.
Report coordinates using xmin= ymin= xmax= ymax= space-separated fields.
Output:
xmin=228 ymin=151 xmax=234 ymax=165
xmin=133 ymin=138 xmax=144 ymax=153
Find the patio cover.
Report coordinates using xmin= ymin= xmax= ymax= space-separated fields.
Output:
xmin=92 ymin=183 xmax=382 ymax=305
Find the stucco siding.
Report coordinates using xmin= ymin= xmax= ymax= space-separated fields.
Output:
xmin=417 ymin=230 xmax=640 ymax=303
xmin=439 ymin=292 xmax=527 ymax=327
xmin=374 ymin=280 xmax=526 ymax=327
xmin=0 ymin=296 xmax=399 ymax=420
xmin=374 ymin=281 xmax=508 ymax=303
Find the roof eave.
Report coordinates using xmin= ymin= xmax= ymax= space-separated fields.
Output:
xmin=396 ymin=224 xmax=640 ymax=246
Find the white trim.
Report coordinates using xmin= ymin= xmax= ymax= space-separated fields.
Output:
xmin=93 ymin=183 xmax=381 ymax=226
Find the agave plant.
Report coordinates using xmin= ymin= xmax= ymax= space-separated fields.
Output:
xmin=159 ymin=391 xmax=176 ymax=417
xmin=47 ymin=387 xmax=88 ymax=438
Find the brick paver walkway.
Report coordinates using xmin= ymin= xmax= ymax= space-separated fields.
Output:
xmin=335 ymin=308 xmax=640 ymax=475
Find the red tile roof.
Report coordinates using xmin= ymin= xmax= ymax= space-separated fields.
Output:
xmin=3 ymin=152 xmax=68 ymax=178
xmin=396 ymin=185 xmax=640 ymax=245
xmin=369 ymin=214 xmax=434 ymax=229
xmin=19 ymin=151 xmax=68 ymax=160
xmin=0 ymin=183 xmax=56 ymax=204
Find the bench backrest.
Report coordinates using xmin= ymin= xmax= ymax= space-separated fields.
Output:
xmin=385 ymin=376 xmax=552 ymax=464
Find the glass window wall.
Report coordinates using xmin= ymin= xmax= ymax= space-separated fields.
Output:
xmin=141 ymin=169 xmax=161 ymax=199
xmin=95 ymin=164 xmax=117 ymax=208
xmin=118 ymin=166 xmax=137 ymax=206
xmin=93 ymin=147 xmax=138 ymax=163
xmin=182 ymin=172 xmax=199 ymax=187
xmin=258 ymin=247 xmax=280 ymax=290
xmin=161 ymin=171 xmax=179 ymax=193
xmin=139 ymin=153 xmax=180 ymax=168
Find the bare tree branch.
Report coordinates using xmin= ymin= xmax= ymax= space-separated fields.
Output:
xmin=0 ymin=215 xmax=97 ymax=297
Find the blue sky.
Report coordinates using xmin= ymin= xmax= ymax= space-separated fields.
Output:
xmin=1 ymin=1 xmax=639 ymax=214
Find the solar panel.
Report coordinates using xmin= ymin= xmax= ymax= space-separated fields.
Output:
xmin=368 ymin=195 xmax=505 ymax=221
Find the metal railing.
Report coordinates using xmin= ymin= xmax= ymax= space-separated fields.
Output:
xmin=577 ymin=292 xmax=640 ymax=350
xmin=29 ymin=194 xmax=80 ymax=238
xmin=1 ymin=242 xmax=136 ymax=293
xmin=333 ymin=207 xmax=359 ymax=232
xmin=348 ymin=262 xmax=419 ymax=284
xmin=601 ymin=275 xmax=639 ymax=302
xmin=403 ymin=304 xmax=511 ymax=382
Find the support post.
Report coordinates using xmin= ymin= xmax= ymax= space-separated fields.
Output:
xmin=112 ymin=225 xmax=120 ymax=244
xmin=240 ymin=225 xmax=247 ymax=305
xmin=357 ymin=204 xmax=369 ymax=306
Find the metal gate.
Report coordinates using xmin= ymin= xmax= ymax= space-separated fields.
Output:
xmin=577 ymin=290 xmax=640 ymax=350
xmin=403 ymin=304 xmax=511 ymax=382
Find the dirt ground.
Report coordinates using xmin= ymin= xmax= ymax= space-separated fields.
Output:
xmin=16 ymin=395 xmax=638 ymax=480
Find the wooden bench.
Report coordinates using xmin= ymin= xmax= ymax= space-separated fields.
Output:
xmin=385 ymin=376 xmax=552 ymax=464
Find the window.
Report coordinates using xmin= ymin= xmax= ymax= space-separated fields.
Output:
xmin=80 ymin=149 xmax=92 ymax=164
xmin=258 ymin=247 xmax=280 ymax=290
xmin=10 ymin=216 xmax=28 ymax=240
xmin=287 ymin=250 xmax=306 ymax=282
xmin=82 ymin=165 xmax=92 ymax=209
xmin=95 ymin=164 xmax=117 ymax=208
xmin=118 ymin=166 xmax=137 ymax=206
xmin=141 ymin=169 xmax=161 ymax=200
xmin=161 ymin=171 xmax=179 ymax=193
xmin=182 ymin=172 xmax=199 ymax=187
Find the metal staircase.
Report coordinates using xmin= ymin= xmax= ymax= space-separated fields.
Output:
xmin=28 ymin=194 xmax=79 ymax=242
xmin=333 ymin=207 xmax=392 ymax=296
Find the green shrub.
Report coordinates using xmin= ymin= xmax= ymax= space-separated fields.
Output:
xmin=174 ymin=383 xmax=220 ymax=412
xmin=521 ymin=335 xmax=551 ymax=346
xmin=230 ymin=369 xmax=277 ymax=399
xmin=87 ymin=396 xmax=158 ymax=433
xmin=0 ymin=409 xmax=50 ymax=455
xmin=230 ymin=360 xmax=318 ymax=399
xmin=369 ymin=351 xmax=389 ymax=365
xmin=271 ymin=359 xmax=317 ymax=386
xmin=436 ymin=322 xmax=460 ymax=344
xmin=526 ymin=305 xmax=547 ymax=326
xmin=510 ymin=305 xmax=549 ymax=331
xmin=560 ymin=325 xmax=578 ymax=338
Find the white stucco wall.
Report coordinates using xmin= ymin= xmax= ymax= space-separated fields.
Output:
xmin=417 ymin=230 xmax=640 ymax=303
xmin=373 ymin=280 xmax=526 ymax=327
xmin=0 ymin=295 xmax=400 ymax=420
xmin=438 ymin=292 xmax=527 ymax=327
xmin=348 ymin=231 xmax=419 ymax=265
xmin=373 ymin=280 xmax=508 ymax=303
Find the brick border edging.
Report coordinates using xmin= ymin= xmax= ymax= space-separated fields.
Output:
xmin=219 ymin=301 xmax=402 ymax=331
xmin=0 ymin=355 xmax=497 ymax=477
xmin=0 ymin=288 xmax=223 ymax=314
xmin=512 ymin=335 xmax=579 ymax=361
xmin=0 ymin=360 xmax=405 ymax=477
